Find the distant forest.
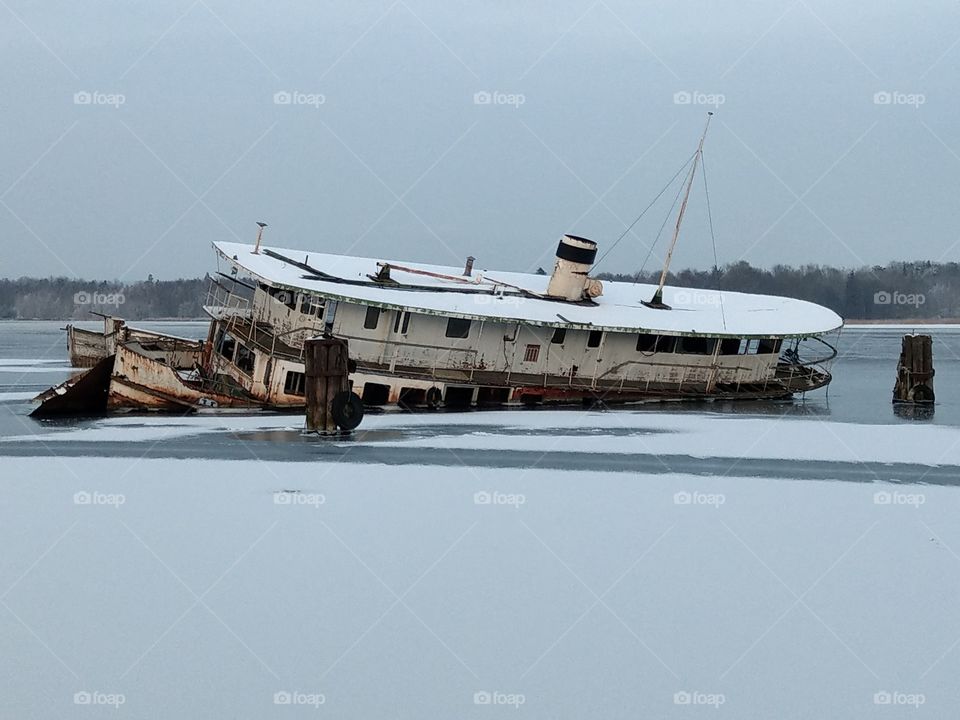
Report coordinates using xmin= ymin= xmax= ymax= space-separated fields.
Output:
xmin=599 ymin=260 xmax=959 ymax=321
xmin=0 ymin=276 xmax=208 ymax=320
xmin=0 ymin=261 xmax=957 ymax=320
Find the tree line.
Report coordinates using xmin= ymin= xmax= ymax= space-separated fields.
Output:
xmin=0 ymin=276 xmax=208 ymax=320
xmin=599 ymin=260 xmax=960 ymax=320
xmin=0 ymin=260 xmax=957 ymax=320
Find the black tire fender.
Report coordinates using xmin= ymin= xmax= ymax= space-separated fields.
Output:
xmin=331 ymin=391 xmax=364 ymax=430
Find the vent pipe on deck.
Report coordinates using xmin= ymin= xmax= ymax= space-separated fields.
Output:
xmin=546 ymin=235 xmax=603 ymax=302
xmin=253 ymin=221 xmax=268 ymax=254
xmin=463 ymin=256 xmax=475 ymax=277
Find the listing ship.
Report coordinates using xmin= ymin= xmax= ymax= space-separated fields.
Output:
xmin=32 ymin=233 xmax=841 ymax=416
xmin=32 ymin=117 xmax=843 ymax=416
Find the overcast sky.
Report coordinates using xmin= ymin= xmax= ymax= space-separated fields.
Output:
xmin=1 ymin=0 xmax=958 ymax=280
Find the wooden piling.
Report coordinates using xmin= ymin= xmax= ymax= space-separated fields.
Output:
xmin=304 ymin=336 xmax=352 ymax=433
xmin=893 ymin=334 xmax=934 ymax=404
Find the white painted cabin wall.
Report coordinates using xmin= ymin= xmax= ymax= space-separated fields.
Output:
xmin=330 ymin=301 xmax=778 ymax=386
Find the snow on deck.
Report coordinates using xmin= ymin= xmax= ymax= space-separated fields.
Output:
xmin=214 ymin=242 xmax=843 ymax=338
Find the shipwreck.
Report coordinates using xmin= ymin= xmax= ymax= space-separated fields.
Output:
xmin=33 ymin=116 xmax=842 ymax=416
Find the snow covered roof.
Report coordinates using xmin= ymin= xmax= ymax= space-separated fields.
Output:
xmin=213 ymin=242 xmax=843 ymax=338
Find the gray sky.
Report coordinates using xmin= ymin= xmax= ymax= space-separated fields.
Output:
xmin=1 ymin=0 xmax=958 ymax=280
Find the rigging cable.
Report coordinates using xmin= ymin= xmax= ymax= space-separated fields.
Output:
xmin=634 ymin=168 xmax=689 ymax=284
xmin=593 ymin=150 xmax=698 ymax=270
xmin=700 ymin=151 xmax=726 ymax=329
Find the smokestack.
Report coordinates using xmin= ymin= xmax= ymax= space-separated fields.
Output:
xmin=546 ymin=235 xmax=603 ymax=301
xmin=463 ymin=256 xmax=475 ymax=277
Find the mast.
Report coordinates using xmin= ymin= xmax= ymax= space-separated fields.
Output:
xmin=647 ymin=112 xmax=713 ymax=308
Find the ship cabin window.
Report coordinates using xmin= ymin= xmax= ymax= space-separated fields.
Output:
xmin=719 ymin=338 xmax=742 ymax=355
xmin=757 ymin=338 xmax=782 ymax=354
xmin=217 ymin=333 xmax=236 ymax=361
xmin=393 ymin=310 xmax=411 ymax=335
xmin=676 ymin=336 xmax=717 ymax=355
xmin=235 ymin=342 xmax=255 ymax=374
xmin=301 ymin=294 xmax=324 ymax=317
xmin=523 ymin=344 xmax=540 ymax=362
xmin=587 ymin=330 xmax=603 ymax=348
xmin=363 ymin=306 xmax=381 ymax=330
xmin=636 ymin=334 xmax=658 ymax=352
xmin=445 ymin=317 xmax=471 ymax=339
xmin=637 ymin=334 xmax=677 ymax=353
xmin=551 ymin=328 xmax=566 ymax=344
xmin=265 ymin=285 xmax=298 ymax=311
xmin=283 ymin=370 xmax=306 ymax=396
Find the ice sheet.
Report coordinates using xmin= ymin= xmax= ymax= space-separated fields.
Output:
xmin=1 ymin=456 xmax=956 ymax=718
xmin=9 ymin=409 xmax=960 ymax=467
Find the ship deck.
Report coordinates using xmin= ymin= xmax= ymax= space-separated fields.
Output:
xmin=214 ymin=241 xmax=843 ymax=339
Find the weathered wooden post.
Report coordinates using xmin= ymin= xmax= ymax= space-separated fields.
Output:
xmin=304 ymin=336 xmax=363 ymax=434
xmin=893 ymin=334 xmax=934 ymax=405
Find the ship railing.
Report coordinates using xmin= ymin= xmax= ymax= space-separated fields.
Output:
xmin=335 ymin=333 xmax=480 ymax=377
xmin=205 ymin=278 xmax=252 ymax=321
xmin=269 ymin=323 xmax=327 ymax=362
xmin=773 ymin=335 xmax=837 ymax=392
xmin=780 ymin=335 xmax=838 ymax=368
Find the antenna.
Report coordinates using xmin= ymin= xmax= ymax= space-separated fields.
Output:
xmin=646 ymin=112 xmax=713 ymax=309
xmin=253 ymin=221 xmax=268 ymax=254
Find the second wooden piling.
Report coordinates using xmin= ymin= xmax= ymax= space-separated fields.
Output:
xmin=893 ymin=334 xmax=934 ymax=405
